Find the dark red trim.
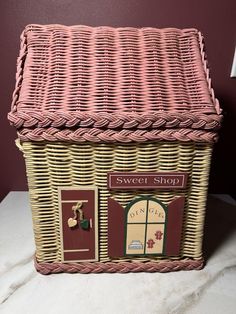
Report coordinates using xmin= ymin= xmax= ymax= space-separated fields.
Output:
xmin=108 ymin=197 xmax=125 ymax=258
xmin=165 ymin=196 xmax=185 ymax=256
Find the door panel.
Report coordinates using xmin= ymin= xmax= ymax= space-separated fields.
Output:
xmin=59 ymin=186 xmax=98 ymax=262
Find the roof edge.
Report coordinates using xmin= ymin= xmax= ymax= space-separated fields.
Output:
xmin=10 ymin=28 xmax=28 ymax=115
xmin=197 ymin=31 xmax=222 ymax=115
xmin=23 ymin=23 xmax=199 ymax=33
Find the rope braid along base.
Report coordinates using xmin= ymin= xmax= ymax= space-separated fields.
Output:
xmin=35 ymin=257 xmax=204 ymax=275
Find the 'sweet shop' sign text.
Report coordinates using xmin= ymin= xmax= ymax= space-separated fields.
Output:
xmin=108 ymin=172 xmax=188 ymax=190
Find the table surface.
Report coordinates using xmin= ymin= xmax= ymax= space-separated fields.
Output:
xmin=0 ymin=192 xmax=236 ymax=314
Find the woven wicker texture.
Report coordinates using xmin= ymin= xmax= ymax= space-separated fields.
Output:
xmin=8 ymin=24 xmax=222 ymax=142
xmin=23 ymin=141 xmax=212 ymax=267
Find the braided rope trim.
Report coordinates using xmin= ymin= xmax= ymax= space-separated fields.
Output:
xmin=35 ymin=257 xmax=204 ymax=274
xmin=8 ymin=111 xmax=222 ymax=130
xmin=17 ymin=127 xmax=218 ymax=143
xmin=11 ymin=29 xmax=27 ymax=113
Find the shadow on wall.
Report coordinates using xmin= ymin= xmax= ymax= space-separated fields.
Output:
xmin=209 ymin=93 xmax=236 ymax=200
xmin=203 ymin=194 xmax=236 ymax=262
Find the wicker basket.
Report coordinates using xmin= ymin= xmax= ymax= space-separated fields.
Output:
xmin=8 ymin=24 xmax=222 ymax=274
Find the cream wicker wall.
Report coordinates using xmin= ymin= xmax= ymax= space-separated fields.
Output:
xmin=22 ymin=141 xmax=212 ymax=265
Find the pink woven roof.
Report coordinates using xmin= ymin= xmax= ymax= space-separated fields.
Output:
xmin=9 ymin=24 xmax=222 ymax=142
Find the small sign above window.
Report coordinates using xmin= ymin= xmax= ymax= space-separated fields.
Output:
xmin=108 ymin=172 xmax=188 ymax=190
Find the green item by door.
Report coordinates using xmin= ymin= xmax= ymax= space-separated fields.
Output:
xmin=80 ymin=219 xmax=89 ymax=230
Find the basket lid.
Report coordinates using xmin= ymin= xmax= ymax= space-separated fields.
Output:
xmin=8 ymin=24 xmax=222 ymax=143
